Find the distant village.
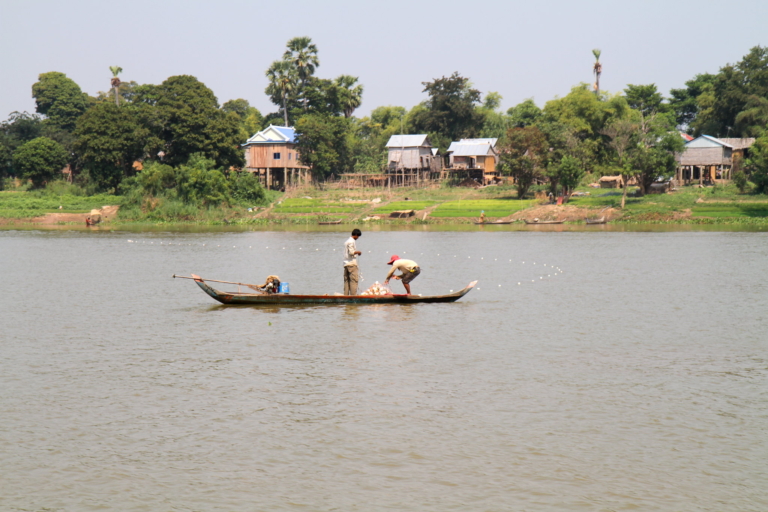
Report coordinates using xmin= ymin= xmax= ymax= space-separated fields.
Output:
xmin=241 ymin=124 xmax=756 ymax=191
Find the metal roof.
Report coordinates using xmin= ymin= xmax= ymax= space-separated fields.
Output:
xmin=448 ymin=144 xmax=495 ymax=157
xmin=243 ymin=125 xmax=297 ymax=145
xmin=385 ymin=134 xmax=430 ymax=148
xmin=458 ymin=138 xmax=498 ymax=146
xmin=686 ymin=135 xmax=733 ymax=149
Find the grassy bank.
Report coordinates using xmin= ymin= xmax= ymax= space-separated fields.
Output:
xmin=3 ymin=181 xmax=768 ymax=226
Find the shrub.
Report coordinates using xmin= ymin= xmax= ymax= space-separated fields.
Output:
xmin=12 ymin=137 xmax=68 ymax=188
xmin=228 ymin=171 xmax=266 ymax=205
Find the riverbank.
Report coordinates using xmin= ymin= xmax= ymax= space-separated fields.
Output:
xmin=3 ymin=183 xmax=768 ymax=228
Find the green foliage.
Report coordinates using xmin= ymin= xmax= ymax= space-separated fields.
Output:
xmin=507 ymin=99 xmax=542 ymax=127
xmin=374 ymin=201 xmax=436 ymax=213
xmin=690 ymin=46 xmax=768 ymax=137
xmin=669 ymin=73 xmax=716 ymax=130
xmin=0 ymin=186 xmax=118 ymax=218
xmin=73 ymin=102 xmax=148 ymax=191
xmin=412 ymin=72 xmax=485 ymax=146
xmin=228 ymin=171 xmax=266 ymax=204
xmin=31 ymin=72 xmax=90 ymax=131
xmin=548 ymin=155 xmax=584 ymax=197
xmin=732 ymin=170 xmax=749 ymax=193
xmin=12 ymin=137 xmax=68 ymax=188
xmin=624 ymin=84 xmax=668 ymax=118
xmin=295 ymin=114 xmax=352 ymax=177
xmin=152 ymin=75 xmax=244 ymax=168
xmin=431 ymin=199 xmax=534 ymax=218
xmin=223 ymin=99 xmax=264 ymax=141
xmin=335 ymin=75 xmax=364 ymax=118
xmin=746 ymin=134 xmax=768 ymax=194
xmin=498 ymin=126 xmax=548 ymax=198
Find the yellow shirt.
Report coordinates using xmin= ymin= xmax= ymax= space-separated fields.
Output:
xmin=385 ymin=259 xmax=418 ymax=280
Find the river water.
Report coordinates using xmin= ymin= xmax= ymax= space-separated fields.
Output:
xmin=1 ymin=228 xmax=767 ymax=511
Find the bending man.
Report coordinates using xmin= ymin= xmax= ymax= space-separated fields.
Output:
xmin=343 ymin=229 xmax=362 ymax=295
xmin=384 ymin=255 xmax=420 ymax=295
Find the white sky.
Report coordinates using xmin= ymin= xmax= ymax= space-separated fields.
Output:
xmin=1 ymin=0 xmax=767 ymax=121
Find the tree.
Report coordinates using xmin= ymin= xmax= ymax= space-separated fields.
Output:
xmin=735 ymin=95 xmax=768 ymax=137
xmin=498 ymin=126 xmax=548 ymax=198
xmin=110 ymin=66 xmax=123 ymax=106
xmin=73 ymin=102 xmax=147 ymax=190
xmin=153 ymin=75 xmax=243 ymax=168
xmin=624 ymin=84 xmax=668 ymax=118
xmin=283 ymin=36 xmax=319 ymax=110
xmin=12 ymin=137 xmax=68 ymax=188
xmin=412 ymin=72 xmax=484 ymax=147
xmin=223 ymin=99 xmax=264 ymax=141
xmin=693 ymin=46 xmax=768 ymax=137
xmin=507 ymin=99 xmax=542 ymax=127
xmin=602 ymin=118 xmax=639 ymax=208
xmin=265 ymin=60 xmax=297 ymax=126
xmin=31 ymin=72 xmax=89 ymax=131
xmin=592 ymin=49 xmax=602 ymax=96
xmin=547 ymin=155 xmax=584 ymax=200
xmin=669 ymin=73 xmax=716 ymax=131
xmin=334 ymin=75 xmax=364 ymax=118
xmin=295 ymin=114 xmax=352 ymax=178
xmin=745 ymin=134 xmax=768 ymax=193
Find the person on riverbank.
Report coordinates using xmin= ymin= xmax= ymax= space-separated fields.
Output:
xmin=384 ymin=255 xmax=420 ymax=295
xmin=344 ymin=229 xmax=362 ymax=295
xmin=479 ymin=210 xmax=486 ymax=223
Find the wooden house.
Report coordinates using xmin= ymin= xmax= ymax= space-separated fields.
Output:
xmin=445 ymin=138 xmax=499 ymax=185
xmin=385 ymin=134 xmax=442 ymax=186
xmin=242 ymin=125 xmax=310 ymax=190
xmin=676 ymin=135 xmax=755 ymax=185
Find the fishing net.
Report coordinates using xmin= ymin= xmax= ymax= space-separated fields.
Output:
xmin=360 ymin=281 xmax=392 ymax=296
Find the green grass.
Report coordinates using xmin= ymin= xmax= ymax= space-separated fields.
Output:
xmin=0 ymin=190 xmax=122 ymax=218
xmin=431 ymin=199 xmax=535 ymax=218
xmin=374 ymin=201 xmax=436 ymax=213
xmin=271 ymin=197 xmax=361 ymax=214
xmin=691 ymin=203 xmax=768 ymax=218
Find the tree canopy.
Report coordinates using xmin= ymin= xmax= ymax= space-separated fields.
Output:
xmin=12 ymin=137 xmax=68 ymax=188
xmin=32 ymin=72 xmax=90 ymax=131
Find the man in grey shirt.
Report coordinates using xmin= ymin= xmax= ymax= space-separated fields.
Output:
xmin=344 ymin=229 xmax=362 ymax=295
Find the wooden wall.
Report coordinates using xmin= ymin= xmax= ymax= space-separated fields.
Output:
xmin=679 ymin=147 xmax=731 ymax=166
xmin=244 ymin=143 xmax=308 ymax=169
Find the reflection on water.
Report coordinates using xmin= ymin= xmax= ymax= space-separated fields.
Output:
xmin=1 ymin=229 xmax=767 ymax=511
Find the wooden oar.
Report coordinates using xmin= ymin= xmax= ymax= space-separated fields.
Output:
xmin=173 ymin=274 xmax=264 ymax=292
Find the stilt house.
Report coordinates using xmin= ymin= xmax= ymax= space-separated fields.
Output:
xmin=676 ymin=135 xmax=755 ymax=185
xmin=385 ymin=134 xmax=442 ymax=186
xmin=242 ymin=125 xmax=311 ymax=190
xmin=445 ymin=138 xmax=499 ymax=185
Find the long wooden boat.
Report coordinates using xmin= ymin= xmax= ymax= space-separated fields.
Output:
xmin=175 ymin=274 xmax=477 ymax=305
xmin=318 ymin=219 xmax=343 ymax=225
xmin=473 ymin=221 xmax=516 ymax=225
xmin=523 ymin=219 xmax=565 ymax=225
xmin=585 ymin=216 xmax=607 ymax=224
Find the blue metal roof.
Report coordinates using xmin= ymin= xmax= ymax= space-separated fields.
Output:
xmin=272 ymin=126 xmax=297 ymax=143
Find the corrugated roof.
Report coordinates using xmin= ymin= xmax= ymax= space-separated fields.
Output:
xmin=686 ymin=135 xmax=733 ymax=149
xmin=449 ymin=144 xmax=495 ymax=156
xmin=243 ymin=125 xmax=297 ymax=145
xmin=385 ymin=134 xmax=430 ymax=148
xmin=458 ymin=138 xmax=498 ymax=146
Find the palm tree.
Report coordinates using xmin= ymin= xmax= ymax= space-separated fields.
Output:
xmin=283 ymin=37 xmax=319 ymax=110
xmin=110 ymin=66 xmax=123 ymax=106
xmin=592 ymin=49 xmax=602 ymax=97
xmin=266 ymin=60 xmax=297 ymax=126
xmin=335 ymin=75 xmax=364 ymax=118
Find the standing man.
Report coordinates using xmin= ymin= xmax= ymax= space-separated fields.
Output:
xmin=383 ymin=255 xmax=420 ymax=295
xmin=344 ymin=229 xmax=362 ymax=295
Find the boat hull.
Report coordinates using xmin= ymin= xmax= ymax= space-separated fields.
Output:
xmin=193 ymin=278 xmax=477 ymax=305
xmin=523 ymin=220 xmax=564 ymax=225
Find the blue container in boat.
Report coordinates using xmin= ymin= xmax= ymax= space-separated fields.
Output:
xmin=279 ymin=282 xmax=290 ymax=294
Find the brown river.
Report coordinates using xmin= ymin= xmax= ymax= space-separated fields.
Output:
xmin=1 ymin=227 xmax=767 ymax=511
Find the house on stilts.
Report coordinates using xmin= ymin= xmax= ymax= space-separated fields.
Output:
xmin=384 ymin=134 xmax=442 ymax=187
xmin=676 ymin=135 xmax=755 ymax=185
xmin=242 ymin=125 xmax=311 ymax=190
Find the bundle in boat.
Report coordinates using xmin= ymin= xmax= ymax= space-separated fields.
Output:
xmin=360 ymin=281 xmax=392 ymax=296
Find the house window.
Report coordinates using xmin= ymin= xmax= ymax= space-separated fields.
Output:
xmin=288 ymin=153 xmax=292 ymax=160
xmin=273 ymin=152 xmax=281 ymax=159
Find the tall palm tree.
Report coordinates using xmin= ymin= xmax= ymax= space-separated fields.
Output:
xmin=110 ymin=66 xmax=123 ymax=106
xmin=592 ymin=49 xmax=602 ymax=97
xmin=266 ymin=60 xmax=297 ymax=126
xmin=334 ymin=75 xmax=364 ymax=118
xmin=283 ymin=36 xmax=319 ymax=110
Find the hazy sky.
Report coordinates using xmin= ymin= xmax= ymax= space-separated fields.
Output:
xmin=2 ymin=0 xmax=767 ymax=122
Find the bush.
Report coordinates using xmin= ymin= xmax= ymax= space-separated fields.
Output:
xmin=228 ymin=171 xmax=266 ymax=205
xmin=733 ymin=171 xmax=749 ymax=193
xmin=12 ymin=137 xmax=68 ymax=188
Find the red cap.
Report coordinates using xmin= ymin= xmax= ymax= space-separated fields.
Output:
xmin=387 ymin=255 xmax=400 ymax=265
